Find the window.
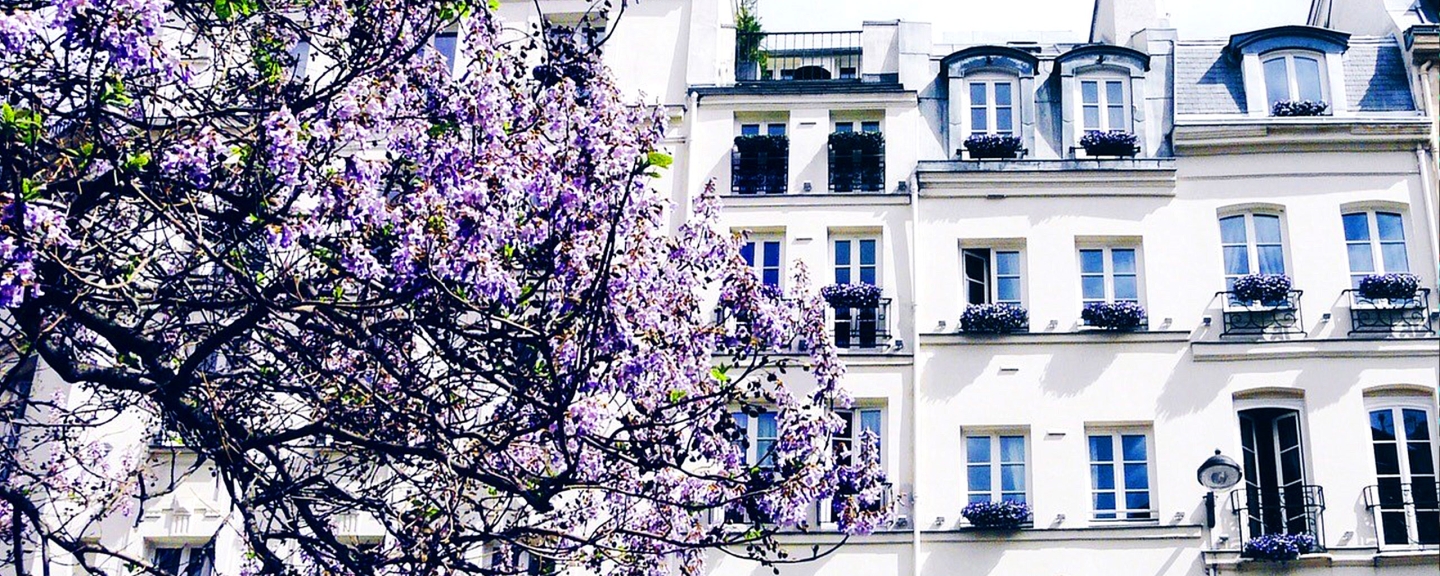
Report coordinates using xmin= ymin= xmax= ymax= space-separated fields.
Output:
xmin=1262 ymin=53 xmax=1325 ymax=107
xmin=740 ymin=123 xmax=786 ymax=136
xmin=151 ymin=542 xmax=214 ymax=576
xmin=966 ymin=433 xmax=1027 ymax=504
xmin=833 ymin=121 xmax=881 ymax=133
xmin=1081 ymin=78 xmax=1127 ymax=132
xmin=961 ymin=248 xmax=1022 ymax=306
xmin=968 ymin=79 xmax=1016 ymax=135
xmin=1343 ymin=211 xmax=1410 ymax=287
xmin=740 ymin=237 xmax=782 ymax=288
xmin=1368 ymin=405 xmax=1438 ymax=547
xmin=833 ymin=238 xmax=878 ymax=286
xmin=1220 ymin=213 xmax=1287 ymax=288
xmin=833 ymin=408 xmax=883 ymax=467
xmin=1238 ymin=407 xmax=1318 ymax=537
xmin=732 ymin=411 xmax=778 ymax=469
xmin=1079 ymin=247 xmax=1139 ymax=304
xmin=434 ymin=31 xmax=459 ymax=70
xmin=1088 ymin=430 xmax=1154 ymax=520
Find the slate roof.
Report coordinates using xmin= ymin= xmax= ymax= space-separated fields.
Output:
xmin=1174 ymin=37 xmax=1415 ymax=115
xmin=1174 ymin=41 xmax=1246 ymax=115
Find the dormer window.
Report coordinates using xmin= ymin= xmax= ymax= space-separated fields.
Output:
xmin=968 ymin=77 xmax=1016 ymax=136
xmin=1261 ymin=52 xmax=1325 ymax=107
xmin=1055 ymin=45 xmax=1150 ymax=156
xmin=941 ymin=46 xmax=1039 ymax=156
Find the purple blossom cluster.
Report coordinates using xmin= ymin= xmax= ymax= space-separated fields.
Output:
xmin=962 ymin=133 xmax=1024 ymax=159
xmin=960 ymin=303 xmax=1028 ymax=334
xmin=1271 ymin=100 xmax=1330 ymax=117
xmin=1357 ymin=273 xmax=1421 ymax=300
xmin=1241 ymin=532 xmax=1319 ymax=561
xmin=830 ymin=430 xmax=891 ymax=535
xmin=1081 ymin=301 xmax=1147 ymax=330
xmin=1232 ymin=273 xmax=1293 ymax=304
xmin=961 ymin=500 xmax=1031 ymax=529
xmin=821 ymin=282 xmax=882 ymax=309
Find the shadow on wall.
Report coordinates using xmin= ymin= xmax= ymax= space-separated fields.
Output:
xmin=916 ymin=537 xmax=1204 ymax=576
xmin=728 ymin=547 xmax=912 ymax=576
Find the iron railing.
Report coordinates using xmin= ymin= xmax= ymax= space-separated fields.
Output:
xmin=828 ymin=148 xmax=885 ymax=192
xmin=712 ymin=297 xmax=796 ymax=352
xmin=1228 ymin=484 xmax=1326 ymax=548
xmin=833 ymin=298 xmax=892 ymax=349
xmin=716 ymin=482 xmax=897 ymax=530
xmin=735 ymin=31 xmax=862 ymax=82
xmin=1344 ymin=288 xmax=1436 ymax=336
xmin=1363 ymin=482 xmax=1440 ymax=547
xmin=731 ymin=146 xmax=788 ymax=195
xmin=1218 ymin=290 xmax=1305 ymax=337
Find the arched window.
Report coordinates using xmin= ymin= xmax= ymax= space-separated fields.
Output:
xmin=1363 ymin=387 xmax=1439 ymax=548
xmin=1262 ymin=51 xmax=1326 ymax=107
xmin=1342 ymin=210 xmax=1410 ymax=287
xmin=1218 ymin=209 xmax=1288 ymax=288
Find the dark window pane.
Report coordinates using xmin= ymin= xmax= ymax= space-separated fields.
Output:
xmin=153 ymin=549 xmax=183 ymax=575
xmin=1381 ymin=511 xmax=1410 ymax=545
xmin=999 ymin=436 xmax=1025 ymax=462
xmin=1342 ymin=213 xmax=1371 ymax=241
xmin=767 ymin=124 xmax=786 ymax=136
xmin=968 ymin=465 xmax=991 ymax=492
xmin=1408 ymin=443 xmax=1435 ymax=475
xmin=1095 ymin=492 xmax=1116 ymax=511
xmin=995 ymin=83 xmax=1012 ymax=106
xmin=1373 ymin=443 xmax=1401 ymax=475
xmin=1082 ymin=81 xmax=1098 ymax=104
xmin=1417 ymin=511 xmax=1440 ymax=544
xmin=1125 ymin=491 xmax=1151 ymax=511
xmin=1376 ymin=212 xmax=1406 ymax=241
xmin=970 ymin=82 xmax=987 ymax=105
xmin=1090 ymin=435 xmax=1113 ymax=461
xmin=1080 ymin=250 xmax=1104 ymax=273
xmin=1122 ymin=435 xmax=1146 ymax=461
xmin=834 ymin=122 xmax=854 ymax=133
xmin=834 ymin=240 xmax=850 ymax=266
xmin=862 ymin=121 xmax=881 ymax=133
xmin=1092 ymin=464 xmax=1115 ymax=490
xmin=1294 ymin=56 xmax=1322 ymax=101
xmin=741 ymin=124 xmax=760 ymax=136
xmin=762 ymin=241 xmax=780 ymax=266
xmin=859 ymin=240 xmax=876 ymax=266
xmin=1125 ymin=463 xmax=1149 ymax=489
xmin=1372 ymin=410 xmax=1396 ymax=441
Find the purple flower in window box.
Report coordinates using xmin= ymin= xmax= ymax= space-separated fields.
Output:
xmin=1232 ymin=274 xmax=1293 ymax=305
xmin=1241 ymin=533 xmax=1319 ymax=561
xmin=960 ymin=303 xmax=1028 ymax=334
xmin=1271 ymin=100 xmax=1329 ymax=117
xmin=1079 ymin=130 xmax=1138 ymax=157
xmin=1356 ymin=273 xmax=1420 ymax=301
xmin=961 ymin=500 xmax=1031 ymax=529
xmin=1081 ymin=302 xmax=1147 ymax=330
xmin=961 ymin=134 xmax=1024 ymax=160
xmin=821 ymin=283 xmax=882 ymax=309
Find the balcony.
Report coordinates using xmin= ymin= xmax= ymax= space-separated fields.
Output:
xmin=833 ymin=299 xmax=892 ymax=349
xmin=1218 ymin=290 xmax=1305 ymax=338
xmin=716 ymin=482 xmax=899 ymax=531
xmin=1228 ymin=484 xmax=1326 ymax=549
xmin=731 ymin=135 xmax=788 ymax=195
xmin=735 ymin=31 xmax=862 ymax=83
xmin=1363 ymin=482 xmax=1440 ymax=547
xmin=1344 ymin=288 xmax=1436 ymax=336
xmin=828 ymin=132 xmax=885 ymax=192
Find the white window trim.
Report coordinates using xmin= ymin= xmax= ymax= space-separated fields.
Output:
xmin=1077 ymin=245 xmax=1143 ymax=305
xmin=1363 ymin=396 xmax=1440 ymax=550
xmin=831 ymin=234 xmax=882 ymax=287
xmin=964 ymin=74 xmax=1019 ymax=136
xmin=148 ymin=541 xmax=215 ymax=576
xmin=1260 ymin=50 xmax=1329 ymax=106
xmin=1076 ymin=74 xmax=1131 ymax=134
xmin=742 ymin=234 xmax=785 ymax=291
xmin=1343 ymin=210 xmax=1412 ymax=278
xmin=1219 ymin=211 xmax=1290 ymax=280
xmin=961 ymin=247 xmax=1026 ymax=307
xmin=1085 ymin=426 xmax=1158 ymax=523
xmin=963 ymin=430 xmax=1031 ymax=507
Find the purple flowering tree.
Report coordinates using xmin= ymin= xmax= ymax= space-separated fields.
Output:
xmin=0 ymin=1 xmax=886 ymax=575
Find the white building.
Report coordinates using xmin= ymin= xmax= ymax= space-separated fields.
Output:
xmin=14 ymin=1 xmax=1437 ymax=575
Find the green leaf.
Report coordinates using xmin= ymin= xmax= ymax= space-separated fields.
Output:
xmin=1 ymin=103 xmax=13 ymax=123
xmin=488 ymin=0 xmax=500 ymax=11
xmin=125 ymin=153 xmax=150 ymax=170
xmin=646 ymin=151 xmax=673 ymax=169
xmin=20 ymin=179 xmax=37 ymax=201
xmin=709 ymin=365 xmax=730 ymax=384
xmin=667 ymin=389 xmax=687 ymax=403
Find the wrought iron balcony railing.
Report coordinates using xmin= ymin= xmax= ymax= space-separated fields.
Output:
xmin=1228 ymin=484 xmax=1326 ymax=548
xmin=714 ymin=482 xmax=898 ymax=531
xmin=828 ymin=148 xmax=884 ymax=192
xmin=735 ymin=30 xmax=862 ymax=83
xmin=731 ymin=148 xmax=788 ymax=195
xmin=1344 ymin=288 xmax=1436 ymax=336
xmin=1363 ymin=482 xmax=1440 ymax=547
xmin=1218 ymin=290 xmax=1305 ymax=337
xmin=833 ymin=298 xmax=892 ymax=349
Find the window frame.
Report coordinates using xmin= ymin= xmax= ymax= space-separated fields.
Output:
xmin=1342 ymin=210 xmax=1412 ymax=286
xmin=832 ymin=235 xmax=881 ymax=287
xmin=833 ymin=120 xmax=882 ymax=134
xmin=740 ymin=234 xmax=785 ymax=290
xmin=1077 ymin=245 xmax=1142 ymax=305
xmin=961 ymin=247 xmax=1025 ymax=307
xmin=1365 ymin=398 xmax=1440 ymax=549
xmin=1077 ymin=74 xmax=1131 ymax=133
xmin=965 ymin=75 xmax=1019 ymax=136
xmin=1086 ymin=427 xmax=1157 ymax=522
xmin=1218 ymin=211 xmax=1290 ymax=288
xmin=964 ymin=431 xmax=1030 ymax=506
xmin=1261 ymin=51 xmax=1328 ymax=107
xmin=149 ymin=541 xmax=215 ymax=576
xmin=832 ymin=406 xmax=885 ymax=469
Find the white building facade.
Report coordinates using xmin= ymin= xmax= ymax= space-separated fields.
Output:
xmin=17 ymin=1 xmax=1438 ymax=575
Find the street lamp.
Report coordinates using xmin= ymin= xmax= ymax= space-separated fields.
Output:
xmin=1196 ymin=449 xmax=1242 ymax=528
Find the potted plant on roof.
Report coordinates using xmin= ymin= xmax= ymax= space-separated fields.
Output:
xmin=1081 ymin=301 xmax=1147 ymax=330
xmin=1271 ymin=100 xmax=1329 ymax=117
xmin=961 ymin=500 xmax=1031 ymax=530
xmin=959 ymin=303 xmax=1028 ymax=334
xmin=1079 ymin=130 xmax=1138 ymax=157
xmin=1231 ymin=273 xmax=1293 ymax=307
xmin=962 ymin=134 xmax=1024 ymax=160
xmin=734 ymin=0 xmax=767 ymax=81
xmin=1240 ymin=533 xmax=1319 ymax=562
xmin=1356 ymin=273 xmax=1421 ymax=305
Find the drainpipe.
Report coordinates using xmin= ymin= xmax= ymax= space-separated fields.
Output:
xmin=1419 ymin=62 xmax=1440 ymax=287
xmin=907 ymin=171 xmax=921 ymax=576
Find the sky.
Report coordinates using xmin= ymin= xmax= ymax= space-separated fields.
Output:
xmin=756 ymin=0 xmax=1315 ymax=41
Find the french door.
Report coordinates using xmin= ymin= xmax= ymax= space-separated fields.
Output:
xmin=1239 ymin=408 xmax=1317 ymax=537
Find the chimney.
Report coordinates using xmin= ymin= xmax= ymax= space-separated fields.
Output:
xmin=1089 ymin=0 xmax=1167 ymax=47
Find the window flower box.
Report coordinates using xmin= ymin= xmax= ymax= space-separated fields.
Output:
xmin=1081 ymin=302 xmax=1147 ymax=330
xmin=1079 ymin=130 xmax=1138 ymax=157
xmin=1232 ymin=274 xmax=1293 ymax=306
xmin=733 ymin=134 xmax=789 ymax=155
xmin=961 ymin=134 xmax=1024 ymax=160
xmin=821 ymin=283 xmax=882 ymax=309
xmin=961 ymin=500 xmax=1031 ymax=530
xmin=828 ymin=131 xmax=885 ymax=192
xmin=1270 ymin=100 xmax=1329 ymax=117
xmin=1356 ymin=273 xmax=1421 ymax=301
xmin=960 ymin=303 xmax=1028 ymax=334
xmin=1240 ymin=533 xmax=1319 ymax=562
